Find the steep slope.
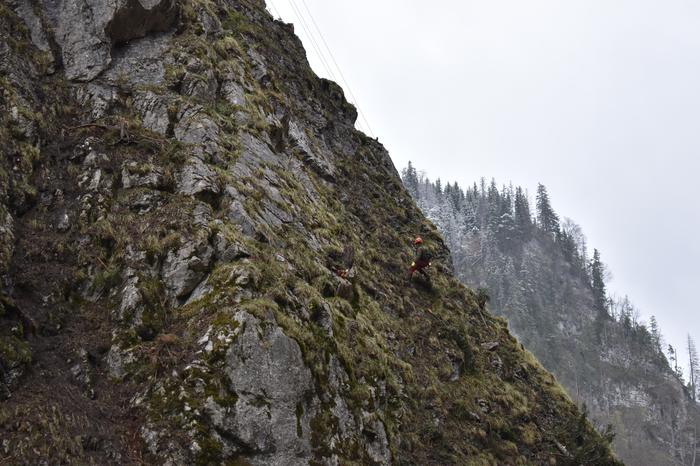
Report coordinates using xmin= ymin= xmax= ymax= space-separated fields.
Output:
xmin=403 ymin=171 xmax=700 ymax=465
xmin=0 ymin=1 xmax=622 ymax=464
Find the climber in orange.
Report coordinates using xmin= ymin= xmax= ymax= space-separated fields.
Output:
xmin=407 ymin=237 xmax=432 ymax=281
xmin=335 ymin=244 xmax=355 ymax=279
xmin=328 ymin=244 xmax=355 ymax=279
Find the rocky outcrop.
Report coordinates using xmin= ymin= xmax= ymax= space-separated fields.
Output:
xmin=162 ymin=239 xmax=214 ymax=302
xmin=133 ymin=91 xmax=171 ymax=135
xmin=0 ymin=1 xmax=623 ymax=465
xmin=39 ymin=0 xmax=178 ymax=81
xmin=0 ymin=211 xmax=13 ymax=280
xmin=105 ymin=0 xmax=178 ymax=45
xmin=217 ymin=310 xmax=316 ymax=465
xmin=175 ymin=107 xmax=224 ymax=163
xmin=176 ymin=157 xmax=221 ymax=200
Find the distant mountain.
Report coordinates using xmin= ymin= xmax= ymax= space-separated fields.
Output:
xmin=403 ymin=163 xmax=700 ymax=465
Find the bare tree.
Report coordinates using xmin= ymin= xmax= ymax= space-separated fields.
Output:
xmin=688 ymin=335 xmax=699 ymax=402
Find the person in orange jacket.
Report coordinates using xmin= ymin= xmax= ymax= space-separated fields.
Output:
xmin=407 ymin=237 xmax=432 ymax=281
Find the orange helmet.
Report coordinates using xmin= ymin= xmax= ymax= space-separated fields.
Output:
xmin=414 ymin=237 xmax=423 ymax=245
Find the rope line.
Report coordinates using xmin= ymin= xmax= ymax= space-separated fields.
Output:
xmin=267 ymin=0 xmax=283 ymax=20
xmin=297 ymin=0 xmax=375 ymax=138
xmin=288 ymin=0 xmax=337 ymax=82
xmin=268 ymin=0 xmax=376 ymax=138
xmin=286 ymin=0 xmax=370 ymax=134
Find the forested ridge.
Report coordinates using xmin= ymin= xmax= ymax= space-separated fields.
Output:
xmin=402 ymin=162 xmax=700 ymax=465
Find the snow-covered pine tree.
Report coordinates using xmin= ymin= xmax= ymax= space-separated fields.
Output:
xmin=535 ymin=183 xmax=560 ymax=235
xmin=514 ymin=186 xmax=533 ymax=240
xmin=401 ymin=161 xmax=419 ymax=199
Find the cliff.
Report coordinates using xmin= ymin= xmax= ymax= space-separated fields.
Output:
xmin=0 ymin=1 xmax=622 ymax=464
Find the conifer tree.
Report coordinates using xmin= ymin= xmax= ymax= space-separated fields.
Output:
xmin=449 ymin=182 xmax=463 ymax=210
xmin=514 ymin=186 xmax=533 ymax=239
xmin=401 ymin=161 xmax=419 ymax=199
xmin=650 ymin=316 xmax=662 ymax=352
xmin=668 ymin=344 xmax=683 ymax=380
xmin=561 ymin=218 xmax=588 ymax=277
xmin=591 ymin=249 xmax=607 ymax=315
xmin=535 ymin=183 xmax=560 ymax=235
xmin=559 ymin=230 xmax=577 ymax=263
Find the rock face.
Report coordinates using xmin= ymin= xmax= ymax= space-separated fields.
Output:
xmin=162 ymin=239 xmax=214 ymax=302
xmin=217 ymin=310 xmax=315 ymax=465
xmin=0 ymin=1 xmax=623 ymax=465
xmin=42 ymin=0 xmax=178 ymax=81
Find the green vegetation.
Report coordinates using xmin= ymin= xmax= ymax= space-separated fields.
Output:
xmin=0 ymin=336 xmax=32 ymax=369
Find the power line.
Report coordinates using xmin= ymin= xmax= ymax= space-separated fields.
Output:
xmin=268 ymin=2 xmax=374 ymax=136
xmin=284 ymin=0 xmax=371 ymax=133
xmin=287 ymin=2 xmax=376 ymax=136
xmin=288 ymin=0 xmax=336 ymax=82
xmin=297 ymin=0 xmax=375 ymax=138
xmin=267 ymin=0 xmax=283 ymax=20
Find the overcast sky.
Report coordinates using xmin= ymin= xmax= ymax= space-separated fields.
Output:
xmin=267 ymin=0 xmax=700 ymax=371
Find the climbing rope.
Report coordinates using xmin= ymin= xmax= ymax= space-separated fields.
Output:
xmin=297 ymin=0 xmax=375 ymax=138
xmin=269 ymin=0 xmax=376 ymax=138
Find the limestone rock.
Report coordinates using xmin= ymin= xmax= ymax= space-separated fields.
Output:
xmin=288 ymin=120 xmax=335 ymax=181
xmin=162 ymin=239 xmax=214 ymax=302
xmin=76 ymin=83 xmax=117 ymax=120
xmin=0 ymin=210 xmax=14 ymax=276
xmin=122 ymin=161 xmax=166 ymax=190
xmin=311 ymin=300 xmax=333 ymax=337
xmin=52 ymin=0 xmax=112 ymax=81
xmin=222 ymin=80 xmax=245 ymax=107
xmin=176 ymin=157 xmax=221 ymax=200
xmin=56 ymin=211 xmax=71 ymax=232
xmin=213 ymin=232 xmax=250 ymax=262
xmin=182 ymin=68 xmax=218 ymax=102
xmin=227 ymin=199 xmax=257 ymax=238
xmin=105 ymin=0 xmax=178 ymax=45
xmin=237 ymin=132 xmax=279 ymax=171
xmin=42 ymin=0 xmax=178 ymax=81
xmin=118 ymin=274 xmax=143 ymax=321
xmin=10 ymin=0 xmax=53 ymax=57
xmin=220 ymin=310 xmax=317 ymax=465
xmin=192 ymin=202 xmax=213 ymax=230
xmin=362 ymin=412 xmax=391 ymax=466
xmin=106 ymin=345 xmax=135 ymax=380
xmin=246 ymin=47 xmax=269 ymax=84
xmin=7 ymin=100 xmax=37 ymax=140
xmin=70 ymin=348 xmax=96 ymax=399
xmin=128 ymin=190 xmax=165 ymax=213
xmin=102 ymin=33 xmax=172 ymax=87
xmin=174 ymin=106 xmax=222 ymax=162
xmin=133 ymin=91 xmax=171 ymax=135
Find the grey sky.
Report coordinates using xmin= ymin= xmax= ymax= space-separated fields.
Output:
xmin=268 ymin=0 xmax=700 ymax=372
